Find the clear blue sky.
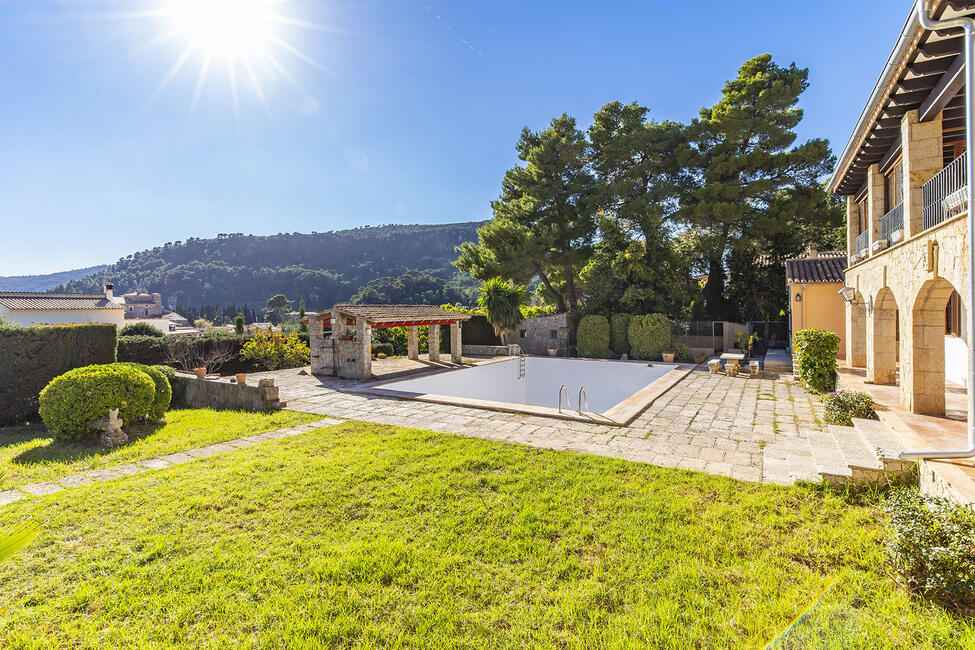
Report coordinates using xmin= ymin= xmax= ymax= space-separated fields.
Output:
xmin=0 ymin=0 xmax=911 ymax=275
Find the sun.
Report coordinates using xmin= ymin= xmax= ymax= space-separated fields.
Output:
xmin=171 ymin=0 xmax=270 ymax=53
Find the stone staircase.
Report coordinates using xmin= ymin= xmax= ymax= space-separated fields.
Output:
xmin=761 ymin=348 xmax=794 ymax=373
xmin=805 ymin=417 xmax=915 ymax=486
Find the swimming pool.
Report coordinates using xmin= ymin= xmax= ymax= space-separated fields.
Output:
xmin=360 ymin=357 xmax=688 ymax=425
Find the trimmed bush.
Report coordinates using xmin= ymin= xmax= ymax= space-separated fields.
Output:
xmin=119 ymin=322 xmax=164 ymax=337
xmin=823 ymin=389 xmax=877 ymax=426
xmin=671 ymin=342 xmax=693 ymax=363
xmin=628 ymin=314 xmax=670 ymax=361
xmin=119 ymin=362 xmax=172 ymax=420
xmin=240 ymin=331 xmax=311 ymax=371
xmin=117 ymin=335 xmax=171 ymax=365
xmin=793 ymin=328 xmax=840 ymax=392
xmin=883 ymin=488 xmax=975 ymax=612
xmin=372 ymin=343 xmax=394 ymax=357
xmin=610 ymin=313 xmax=632 ymax=356
xmin=38 ymin=364 xmax=155 ymax=441
xmin=152 ymin=364 xmax=176 ymax=383
xmin=577 ymin=315 xmax=610 ymax=358
xmin=0 ymin=323 xmax=117 ymax=426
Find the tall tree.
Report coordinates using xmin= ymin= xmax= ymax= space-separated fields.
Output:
xmin=477 ymin=278 xmax=528 ymax=345
xmin=265 ymin=294 xmax=292 ymax=324
xmin=456 ymin=114 xmax=596 ymax=313
xmin=686 ymin=54 xmax=834 ymax=320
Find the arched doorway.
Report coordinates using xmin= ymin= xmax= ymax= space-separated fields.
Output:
xmin=850 ymin=291 xmax=867 ymax=368
xmin=906 ymin=277 xmax=960 ymax=415
xmin=871 ymin=287 xmax=898 ymax=385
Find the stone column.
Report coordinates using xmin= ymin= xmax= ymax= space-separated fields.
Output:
xmin=450 ymin=322 xmax=462 ymax=363
xmin=407 ymin=326 xmax=419 ymax=360
xmin=428 ymin=324 xmax=440 ymax=362
xmin=357 ymin=318 xmax=372 ymax=380
xmin=866 ymin=163 xmax=885 ymax=252
xmin=846 ymin=195 xmax=858 ymax=259
xmin=901 ymin=109 xmax=943 ymax=239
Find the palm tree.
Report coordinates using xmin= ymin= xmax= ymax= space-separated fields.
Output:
xmin=477 ymin=278 xmax=528 ymax=345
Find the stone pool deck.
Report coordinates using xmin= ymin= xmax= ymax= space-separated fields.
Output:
xmin=252 ymin=364 xmax=836 ymax=485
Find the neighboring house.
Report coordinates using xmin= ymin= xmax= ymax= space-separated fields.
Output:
xmin=786 ymin=245 xmax=848 ymax=360
xmin=113 ymin=287 xmax=188 ymax=333
xmin=827 ymin=0 xmax=974 ymax=414
xmin=0 ymin=283 xmax=125 ymax=327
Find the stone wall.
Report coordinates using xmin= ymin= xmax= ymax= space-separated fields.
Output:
xmin=514 ymin=313 xmax=569 ymax=356
xmin=462 ymin=344 xmax=522 ymax=357
xmin=173 ymin=375 xmax=284 ymax=411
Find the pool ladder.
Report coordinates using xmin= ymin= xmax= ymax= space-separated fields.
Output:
xmin=558 ymin=385 xmax=589 ymax=415
xmin=518 ymin=350 xmax=526 ymax=379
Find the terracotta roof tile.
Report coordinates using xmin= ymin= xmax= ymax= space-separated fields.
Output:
xmin=329 ymin=304 xmax=471 ymax=325
xmin=0 ymin=291 xmax=125 ymax=311
xmin=785 ymin=255 xmax=847 ymax=284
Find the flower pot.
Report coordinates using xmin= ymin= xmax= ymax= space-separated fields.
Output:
xmin=193 ymin=367 xmax=206 ymax=378
xmin=662 ymin=353 xmax=675 ymax=363
xmin=340 ymin=335 xmax=353 ymax=341
xmin=235 ymin=373 xmax=247 ymax=385
xmin=547 ymin=348 xmax=558 ymax=357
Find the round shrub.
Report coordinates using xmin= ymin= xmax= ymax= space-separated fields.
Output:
xmin=576 ymin=315 xmax=610 ymax=358
xmin=119 ymin=362 xmax=172 ymax=420
xmin=823 ymin=388 xmax=877 ymax=426
xmin=793 ymin=328 xmax=840 ymax=392
xmin=372 ymin=342 xmax=394 ymax=357
xmin=628 ymin=314 xmax=670 ymax=360
xmin=610 ymin=313 xmax=632 ymax=356
xmin=119 ymin=322 xmax=164 ymax=337
xmin=39 ymin=364 xmax=155 ymax=442
xmin=671 ymin=342 xmax=693 ymax=362
xmin=152 ymin=364 xmax=176 ymax=383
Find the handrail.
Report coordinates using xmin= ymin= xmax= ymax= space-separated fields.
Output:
xmin=879 ymin=202 xmax=904 ymax=241
xmin=558 ymin=385 xmax=569 ymax=412
xmin=577 ymin=387 xmax=588 ymax=415
xmin=922 ymin=153 xmax=966 ymax=231
xmin=855 ymin=229 xmax=869 ymax=253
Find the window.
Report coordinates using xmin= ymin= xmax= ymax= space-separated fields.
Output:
xmin=884 ymin=157 xmax=903 ymax=212
xmin=946 ymin=291 xmax=962 ymax=336
xmin=519 ymin=329 xmax=527 ymax=338
xmin=855 ymin=197 xmax=867 ymax=234
xmin=549 ymin=329 xmax=558 ymax=339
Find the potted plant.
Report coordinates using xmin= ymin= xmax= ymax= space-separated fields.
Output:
xmin=235 ymin=373 xmax=247 ymax=385
xmin=340 ymin=326 xmax=355 ymax=341
xmin=193 ymin=367 xmax=206 ymax=378
xmin=661 ymin=351 xmax=676 ymax=363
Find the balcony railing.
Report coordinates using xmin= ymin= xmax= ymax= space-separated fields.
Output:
xmin=880 ymin=202 xmax=904 ymax=242
xmin=855 ymin=229 xmax=869 ymax=254
xmin=922 ymin=153 xmax=967 ymax=231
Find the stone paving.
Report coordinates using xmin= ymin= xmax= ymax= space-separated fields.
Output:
xmin=0 ymin=418 xmax=344 ymax=507
xmin=257 ymin=366 xmax=829 ymax=485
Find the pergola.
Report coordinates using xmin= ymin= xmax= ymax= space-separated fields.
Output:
xmin=309 ymin=304 xmax=471 ymax=380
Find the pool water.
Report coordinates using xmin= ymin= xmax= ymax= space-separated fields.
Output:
xmin=377 ymin=357 xmax=676 ymax=413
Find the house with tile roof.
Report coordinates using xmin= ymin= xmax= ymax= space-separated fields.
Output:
xmin=0 ymin=283 xmax=125 ymax=328
xmin=785 ymin=244 xmax=848 ymax=360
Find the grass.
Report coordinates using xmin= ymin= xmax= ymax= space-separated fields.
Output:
xmin=0 ymin=409 xmax=320 ymax=486
xmin=0 ymin=420 xmax=971 ymax=647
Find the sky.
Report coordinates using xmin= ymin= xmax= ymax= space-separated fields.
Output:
xmin=0 ymin=0 xmax=913 ymax=275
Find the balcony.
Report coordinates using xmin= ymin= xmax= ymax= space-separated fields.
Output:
xmin=922 ymin=153 xmax=967 ymax=231
xmin=880 ymin=202 xmax=904 ymax=243
xmin=855 ymin=229 xmax=869 ymax=255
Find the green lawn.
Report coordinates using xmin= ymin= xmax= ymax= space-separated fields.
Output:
xmin=0 ymin=408 xmax=321 ymax=486
xmin=0 ymin=420 xmax=971 ymax=648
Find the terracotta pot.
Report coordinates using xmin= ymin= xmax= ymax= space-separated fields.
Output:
xmin=235 ymin=373 xmax=247 ymax=385
xmin=340 ymin=335 xmax=353 ymax=341
xmin=662 ymin=353 xmax=675 ymax=363
xmin=193 ymin=367 xmax=206 ymax=378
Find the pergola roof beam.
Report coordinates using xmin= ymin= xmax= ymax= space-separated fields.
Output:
xmin=920 ymin=52 xmax=966 ymax=120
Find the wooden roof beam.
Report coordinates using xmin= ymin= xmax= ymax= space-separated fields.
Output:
xmin=920 ymin=53 xmax=965 ymax=121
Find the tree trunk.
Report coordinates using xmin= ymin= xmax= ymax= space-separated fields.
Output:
xmin=564 ymin=265 xmax=578 ymax=313
xmin=533 ymin=263 xmax=566 ymax=312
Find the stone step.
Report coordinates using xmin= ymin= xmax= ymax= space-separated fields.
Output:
xmin=804 ymin=427 xmax=852 ymax=485
xmin=828 ymin=424 xmax=885 ymax=484
xmin=851 ymin=417 xmax=916 ymax=480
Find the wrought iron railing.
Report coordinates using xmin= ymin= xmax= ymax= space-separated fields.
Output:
xmin=922 ymin=153 xmax=967 ymax=231
xmin=880 ymin=202 xmax=904 ymax=242
xmin=855 ymin=229 xmax=869 ymax=253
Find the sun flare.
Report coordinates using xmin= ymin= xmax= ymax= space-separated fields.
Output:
xmin=171 ymin=0 xmax=271 ymax=52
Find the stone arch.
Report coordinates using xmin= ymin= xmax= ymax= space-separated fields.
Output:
xmin=906 ymin=277 xmax=959 ymax=415
xmin=850 ymin=291 xmax=867 ymax=368
xmin=870 ymin=287 xmax=898 ymax=385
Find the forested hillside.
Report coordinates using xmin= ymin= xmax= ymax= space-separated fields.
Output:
xmin=57 ymin=223 xmax=483 ymax=309
xmin=0 ymin=265 xmax=108 ymax=292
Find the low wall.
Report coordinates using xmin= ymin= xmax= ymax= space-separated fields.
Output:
xmin=462 ymin=344 xmax=522 ymax=357
xmin=172 ymin=374 xmax=284 ymax=411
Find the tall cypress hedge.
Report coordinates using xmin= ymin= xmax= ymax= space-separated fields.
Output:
xmin=0 ymin=323 xmax=117 ymax=426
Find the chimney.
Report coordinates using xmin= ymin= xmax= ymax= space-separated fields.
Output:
xmin=103 ymin=282 xmax=114 ymax=300
xmin=805 ymin=242 xmax=818 ymax=259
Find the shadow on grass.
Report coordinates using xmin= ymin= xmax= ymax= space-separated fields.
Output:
xmin=0 ymin=422 xmax=50 ymax=450
xmin=10 ymin=421 xmax=166 ymax=467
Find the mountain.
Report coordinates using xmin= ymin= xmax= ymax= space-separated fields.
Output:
xmin=56 ymin=223 xmax=484 ymax=309
xmin=0 ymin=265 xmax=109 ymax=292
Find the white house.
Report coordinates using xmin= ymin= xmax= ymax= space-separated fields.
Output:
xmin=0 ymin=283 xmax=126 ymax=328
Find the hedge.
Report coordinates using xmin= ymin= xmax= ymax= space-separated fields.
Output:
xmin=793 ymin=328 xmax=840 ymax=392
xmin=118 ymin=333 xmax=266 ymax=374
xmin=610 ymin=313 xmax=632 ymax=356
xmin=0 ymin=323 xmax=117 ymax=426
xmin=628 ymin=314 xmax=670 ymax=361
xmin=577 ymin=315 xmax=610 ymax=358
xmin=39 ymin=364 xmax=156 ymax=442
xmin=119 ymin=322 xmax=164 ymax=337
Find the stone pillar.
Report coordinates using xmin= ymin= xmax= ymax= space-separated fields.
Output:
xmin=846 ymin=195 xmax=858 ymax=259
xmin=450 ymin=321 xmax=462 ymax=363
xmin=357 ymin=318 xmax=372 ymax=380
xmin=869 ymin=293 xmax=898 ymax=385
xmin=849 ymin=291 xmax=867 ymax=368
xmin=866 ymin=163 xmax=885 ymax=252
xmin=308 ymin=312 xmax=326 ymax=375
xmin=901 ymin=109 xmax=943 ymax=239
xmin=428 ymin=324 xmax=440 ymax=362
xmin=407 ymin=326 xmax=419 ymax=360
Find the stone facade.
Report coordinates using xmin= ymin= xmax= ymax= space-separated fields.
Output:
xmin=515 ymin=313 xmax=569 ymax=356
